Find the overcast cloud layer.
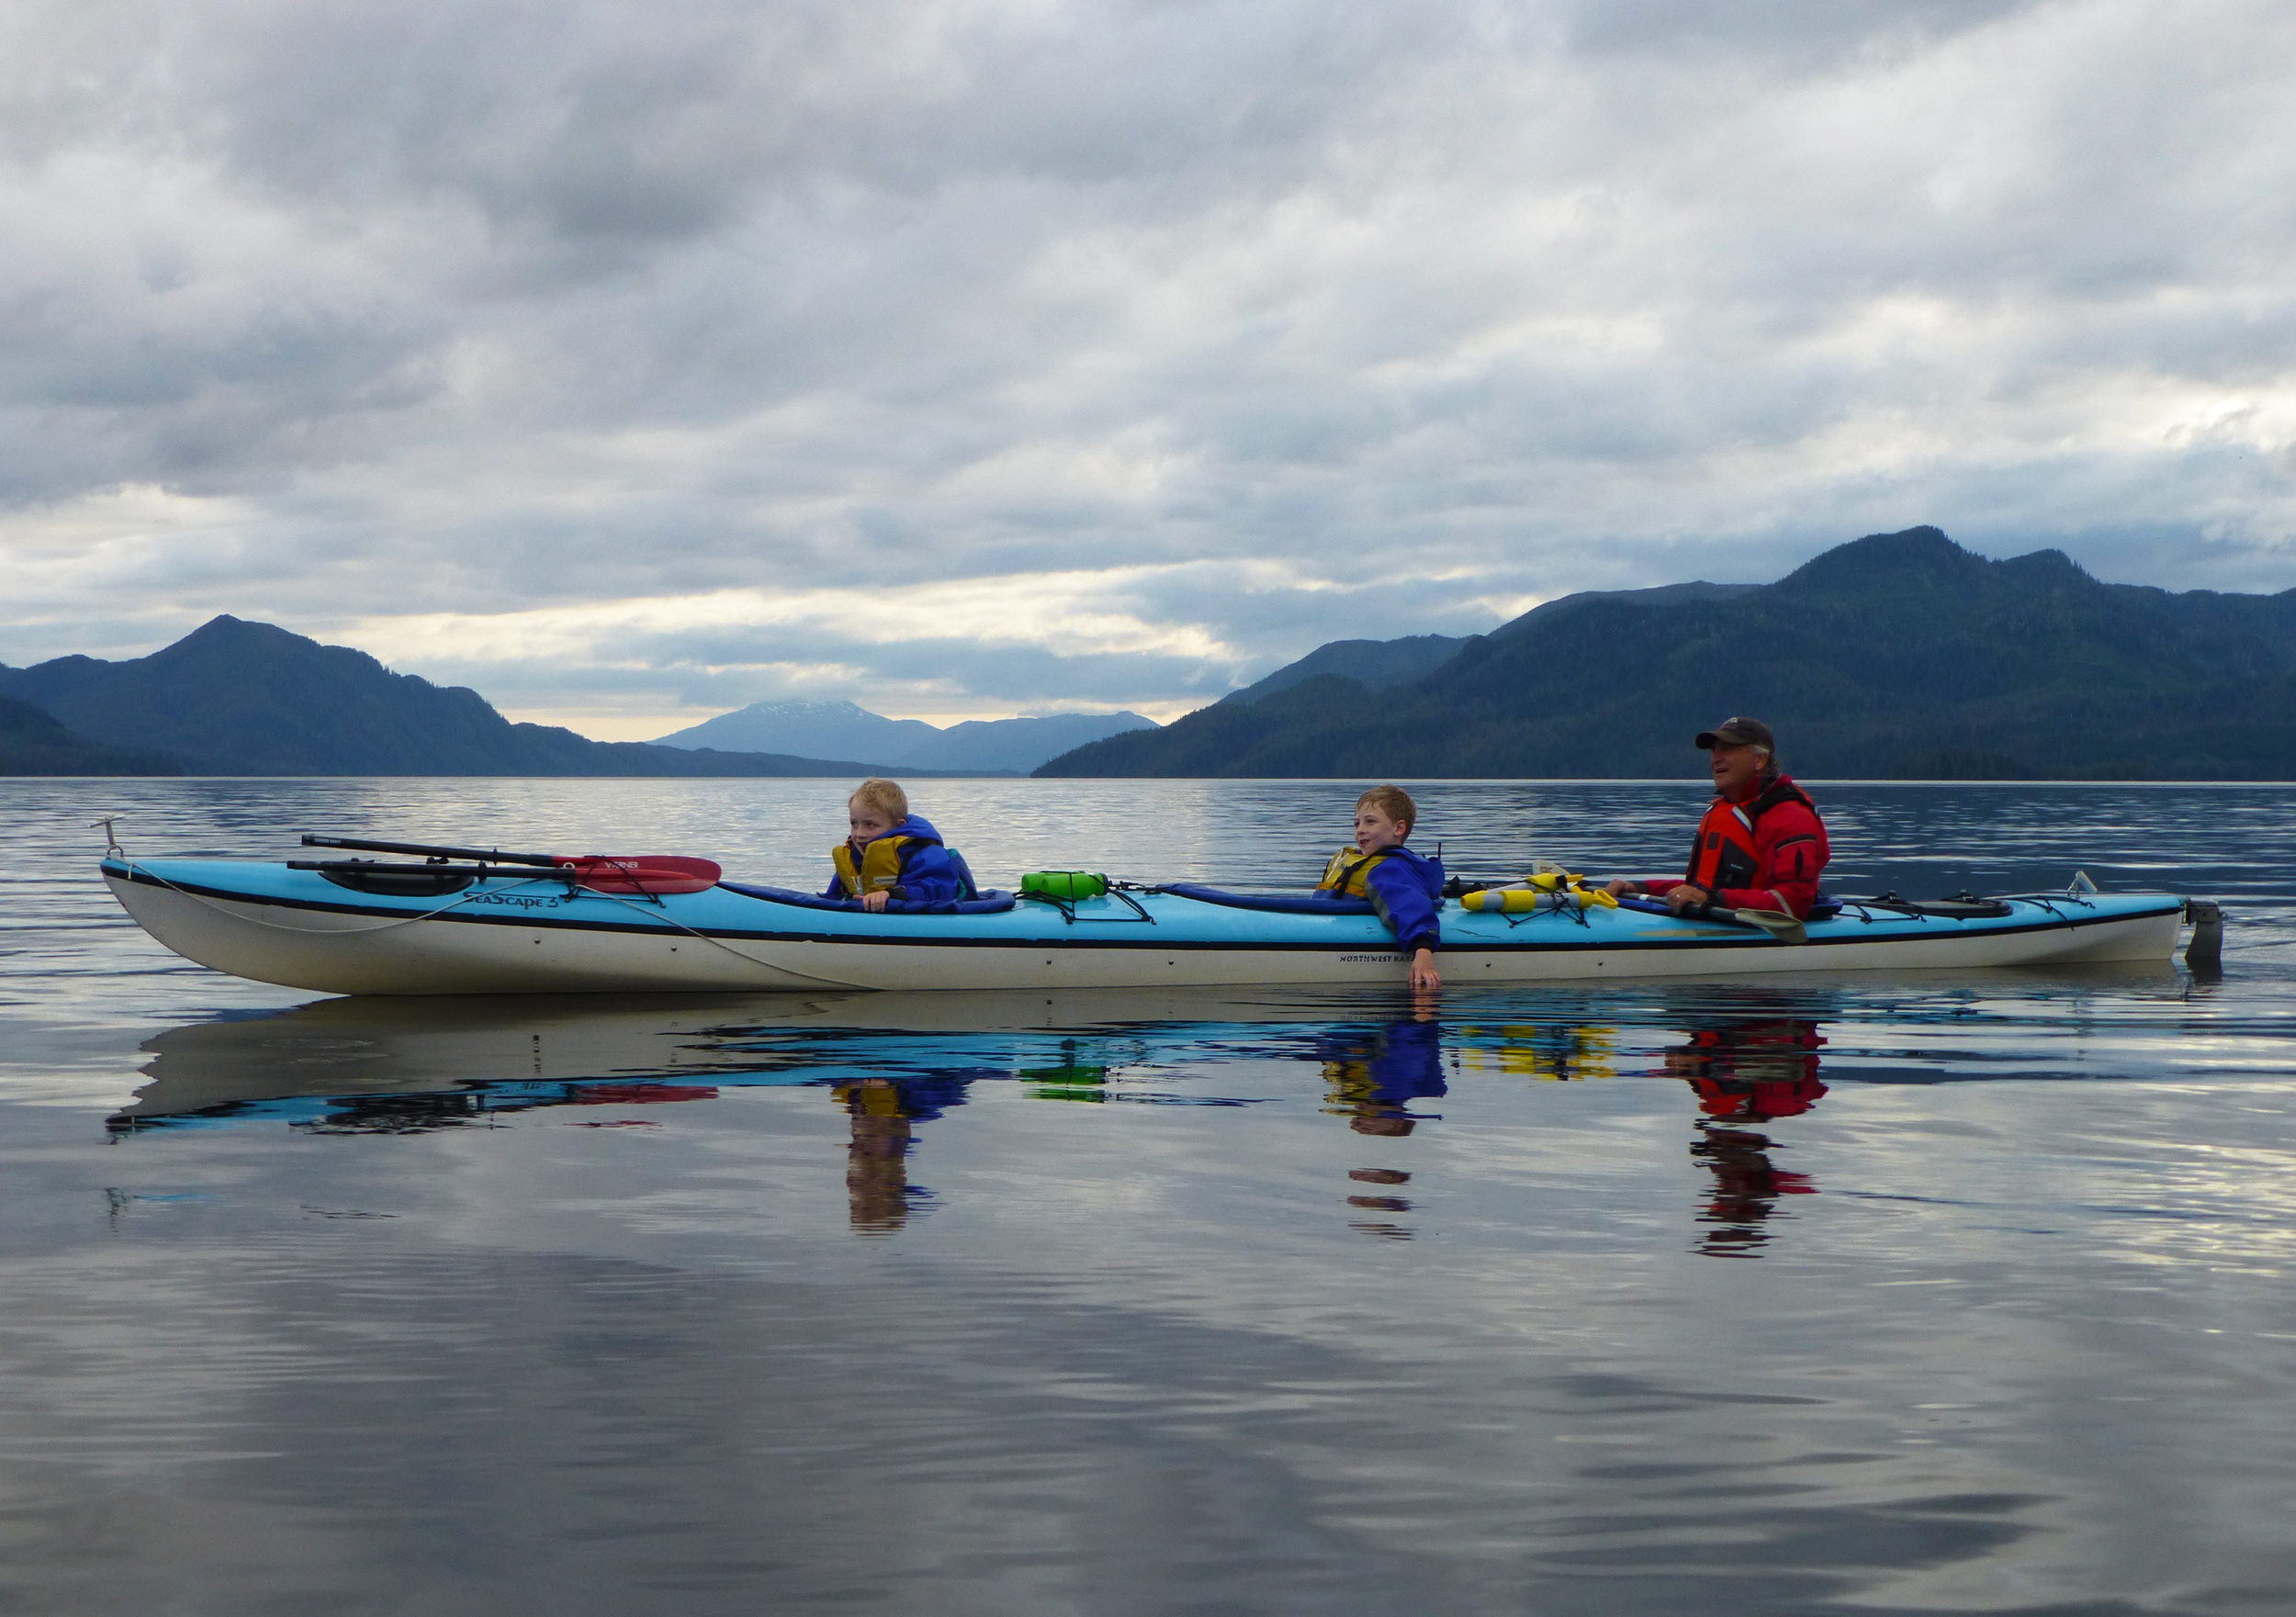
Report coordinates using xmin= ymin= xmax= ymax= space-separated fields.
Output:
xmin=5 ymin=0 xmax=2295 ymax=733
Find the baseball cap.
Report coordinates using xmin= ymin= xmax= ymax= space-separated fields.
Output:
xmin=1694 ymin=716 xmax=1775 ymax=751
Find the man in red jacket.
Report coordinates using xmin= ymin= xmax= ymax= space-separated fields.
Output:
xmin=1605 ymin=717 xmax=1831 ymax=920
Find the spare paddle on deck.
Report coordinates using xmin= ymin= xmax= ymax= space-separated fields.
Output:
xmin=304 ymin=834 xmax=560 ymax=868
xmin=291 ymin=855 xmax=722 ymax=897
xmin=290 ymin=860 xmax=573 ymax=881
xmin=1711 ymin=905 xmax=1807 ymax=944
xmin=1618 ymin=895 xmax=1807 ymax=944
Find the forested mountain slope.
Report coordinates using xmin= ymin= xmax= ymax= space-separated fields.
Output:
xmin=0 ymin=617 xmax=908 ymax=777
xmin=1039 ymin=528 xmax=2296 ymax=780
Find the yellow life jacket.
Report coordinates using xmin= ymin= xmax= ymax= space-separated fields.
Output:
xmin=836 ymin=1079 xmax=910 ymax=1118
xmin=1317 ymin=846 xmax=1392 ymax=898
xmin=832 ymin=834 xmax=924 ymax=898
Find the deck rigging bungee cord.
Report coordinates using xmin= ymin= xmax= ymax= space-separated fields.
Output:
xmin=114 ymin=855 xmax=864 ymax=988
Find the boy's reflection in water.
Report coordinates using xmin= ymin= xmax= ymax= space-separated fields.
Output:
xmin=830 ymin=1072 xmax=977 ymax=1235
xmin=1663 ymin=1018 xmax=1828 ymax=1257
xmin=1321 ymin=1014 xmax=1446 ymax=1240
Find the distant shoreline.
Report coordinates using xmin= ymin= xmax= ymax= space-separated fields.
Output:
xmin=11 ymin=776 xmax=2296 ymax=788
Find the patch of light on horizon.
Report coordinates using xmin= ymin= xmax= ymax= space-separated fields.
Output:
xmin=506 ymin=697 xmax=1197 ymax=742
xmin=345 ymin=567 xmax=1251 ymax=666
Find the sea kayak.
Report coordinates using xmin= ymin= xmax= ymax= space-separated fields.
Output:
xmin=100 ymin=851 xmax=2198 ymax=996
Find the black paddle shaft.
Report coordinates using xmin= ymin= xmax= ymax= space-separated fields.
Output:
xmin=1618 ymin=894 xmax=1761 ymax=930
xmin=287 ymin=859 xmax=576 ymax=881
xmin=301 ymin=834 xmax=559 ymax=868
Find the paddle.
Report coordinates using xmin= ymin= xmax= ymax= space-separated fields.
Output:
xmin=287 ymin=859 xmax=574 ymax=882
xmin=303 ymin=834 xmax=560 ymax=868
xmin=1617 ymin=895 xmax=1807 ymax=944
xmin=293 ymin=842 xmax=723 ymax=898
xmin=1708 ymin=905 xmax=1807 ymax=945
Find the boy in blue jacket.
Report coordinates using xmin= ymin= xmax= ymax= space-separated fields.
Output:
xmin=1316 ymin=784 xmax=1443 ymax=991
xmin=826 ymin=778 xmax=968 ymax=911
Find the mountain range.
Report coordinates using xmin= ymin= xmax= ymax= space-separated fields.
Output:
xmin=0 ymin=617 xmax=917 ymax=777
xmin=1037 ymin=527 xmax=2296 ymax=780
xmin=11 ymin=527 xmax=2295 ymax=780
xmin=652 ymin=700 xmax=1154 ymax=773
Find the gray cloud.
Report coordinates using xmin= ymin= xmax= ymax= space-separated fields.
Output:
xmin=4 ymin=0 xmax=2294 ymax=728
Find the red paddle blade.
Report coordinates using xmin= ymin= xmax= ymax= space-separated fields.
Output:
xmin=550 ymin=855 xmax=722 ymax=894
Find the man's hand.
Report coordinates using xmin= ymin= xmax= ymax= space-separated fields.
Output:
xmin=1604 ymin=879 xmax=1638 ymax=898
xmin=861 ymin=890 xmax=890 ymax=912
xmin=1665 ymin=883 xmax=1709 ymax=914
xmin=1409 ymin=948 xmax=1441 ymax=992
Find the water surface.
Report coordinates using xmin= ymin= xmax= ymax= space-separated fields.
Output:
xmin=3 ymin=777 xmax=2292 ymax=1615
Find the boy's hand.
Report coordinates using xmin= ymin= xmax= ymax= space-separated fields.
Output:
xmin=861 ymin=890 xmax=890 ymax=912
xmin=1409 ymin=947 xmax=1441 ymax=993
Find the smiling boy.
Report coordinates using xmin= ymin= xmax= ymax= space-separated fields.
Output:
xmin=1316 ymin=784 xmax=1445 ymax=992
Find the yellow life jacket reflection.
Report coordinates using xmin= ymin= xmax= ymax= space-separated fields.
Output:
xmin=1453 ymin=1023 xmax=1619 ymax=1084
xmin=827 ymin=1071 xmax=973 ymax=1234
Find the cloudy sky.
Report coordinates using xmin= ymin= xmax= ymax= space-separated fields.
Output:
xmin=4 ymin=0 xmax=2294 ymax=736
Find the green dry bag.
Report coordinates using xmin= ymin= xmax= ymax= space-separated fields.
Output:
xmin=1021 ymin=870 xmax=1108 ymax=900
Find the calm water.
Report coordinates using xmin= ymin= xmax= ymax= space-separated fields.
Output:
xmin=3 ymin=777 xmax=2294 ymax=1616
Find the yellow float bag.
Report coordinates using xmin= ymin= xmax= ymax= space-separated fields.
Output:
xmin=1463 ymin=888 xmax=1537 ymax=912
xmin=1462 ymin=875 xmax=1617 ymax=912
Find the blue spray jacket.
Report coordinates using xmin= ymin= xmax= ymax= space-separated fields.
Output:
xmin=823 ymin=814 xmax=969 ymax=904
xmin=1346 ymin=843 xmax=1445 ymax=954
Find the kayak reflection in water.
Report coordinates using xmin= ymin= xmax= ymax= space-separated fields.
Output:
xmin=1663 ymin=1017 xmax=1828 ymax=1257
xmin=1321 ymin=1015 xmax=1446 ymax=1240
xmin=830 ymin=1072 xmax=975 ymax=1234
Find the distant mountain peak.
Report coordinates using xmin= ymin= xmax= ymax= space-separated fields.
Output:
xmin=653 ymin=698 xmax=1154 ymax=771
xmin=1999 ymin=547 xmax=2091 ymax=582
xmin=154 ymin=612 xmax=388 ymax=672
xmin=1773 ymin=524 xmax=1979 ymax=597
xmin=726 ymin=698 xmax=876 ymax=717
xmin=175 ymin=613 xmax=265 ymax=643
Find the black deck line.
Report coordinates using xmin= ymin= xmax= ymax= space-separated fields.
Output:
xmin=109 ymin=865 xmax=2181 ymax=957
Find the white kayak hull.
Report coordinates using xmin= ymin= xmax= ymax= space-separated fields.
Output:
xmin=103 ymin=859 xmax=2190 ymax=997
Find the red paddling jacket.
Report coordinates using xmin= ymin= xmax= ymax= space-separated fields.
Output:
xmin=1646 ymin=774 xmax=1829 ymax=918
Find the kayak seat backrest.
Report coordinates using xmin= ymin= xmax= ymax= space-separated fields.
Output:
xmin=320 ymin=868 xmax=476 ymax=897
xmin=1845 ymin=894 xmax=2015 ymax=919
xmin=721 ymin=881 xmax=1019 ymax=915
xmin=555 ymin=855 xmax=724 ymax=895
xmin=1156 ymin=883 xmax=1376 ymax=916
xmin=944 ymin=848 xmax=983 ymax=902
xmin=1807 ymin=891 xmax=1842 ymax=920
xmin=1898 ymin=897 xmax=2015 ymax=918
